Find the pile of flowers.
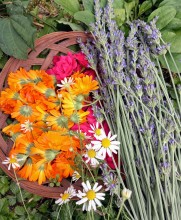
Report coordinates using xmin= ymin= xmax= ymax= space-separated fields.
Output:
xmin=0 ymin=52 xmax=120 ymax=190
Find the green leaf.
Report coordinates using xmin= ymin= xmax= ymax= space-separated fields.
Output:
xmin=124 ymin=1 xmax=135 ymax=20
xmin=57 ymin=20 xmax=84 ymax=31
xmin=159 ymin=52 xmax=181 ymax=73
xmin=0 ymin=48 xmax=3 ymax=59
xmin=114 ymin=9 xmax=126 ymax=27
xmin=6 ymin=1 xmax=24 ymax=15
xmin=113 ymin=0 xmax=124 ymax=9
xmin=138 ymin=1 xmax=152 ymax=16
xmin=0 ymin=14 xmax=36 ymax=59
xmin=7 ymin=195 xmax=16 ymax=206
xmin=74 ymin=10 xmax=95 ymax=26
xmin=164 ymin=18 xmax=181 ymax=30
xmin=54 ymin=0 xmax=80 ymax=15
xmin=82 ymin=0 xmax=94 ymax=12
xmin=10 ymin=182 xmax=19 ymax=195
xmin=162 ymin=30 xmax=181 ymax=53
xmin=148 ymin=6 xmax=176 ymax=30
xmin=159 ymin=0 xmax=181 ymax=12
xmin=14 ymin=206 xmax=26 ymax=216
xmin=170 ymin=31 xmax=181 ymax=53
xmin=0 ymin=198 xmax=9 ymax=214
xmin=176 ymin=11 xmax=181 ymax=19
xmin=11 ymin=15 xmax=36 ymax=48
xmin=162 ymin=31 xmax=176 ymax=43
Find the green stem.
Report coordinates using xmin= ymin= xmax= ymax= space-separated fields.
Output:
xmin=13 ymin=169 xmax=31 ymax=220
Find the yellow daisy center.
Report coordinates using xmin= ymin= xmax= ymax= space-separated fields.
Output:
xmin=9 ymin=158 xmax=17 ymax=164
xmin=102 ymin=138 xmax=111 ymax=148
xmin=86 ymin=190 xmax=96 ymax=200
xmin=62 ymin=193 xmax=70 ymax=201
xmin=95 ymin=128 xmax=101 ymax=136
xmin=75 ymin=173 xmax=81 ymax=179
xmin=87 ymin=149 xmax=96 ymax=158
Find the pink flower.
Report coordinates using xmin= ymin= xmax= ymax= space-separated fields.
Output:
xmin=86 ymin=107 xmax=97 ymax=124
xmin=73 ymin=52 xmax=88 ymax=67
xmin=47 ymin=53 xmax=77 ymax=81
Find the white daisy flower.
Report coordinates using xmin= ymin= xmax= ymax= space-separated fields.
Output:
xmin=91 ymin=131 xmax=120 ymax=159
xmin=20 ymin=120 xmax=33 ymax=133
xmin=83 ymin=144 xmax=104 ymax=167
xmin=121 ymin=188 xmax=132 ymax=200
xmin=72 ymin=171 xmax=81 ymax=182
xmin=55 ymin=185 xmax=76 ymax=205
xmin=89 ymin=122 xmax=105 ymax=139
xmin=2 ymin=155 xmax=21 ymax=170
xmin=57 ymin=77 xmax=74 ymax=89
xmin=76 ymin=180 xmax=105 ymax=211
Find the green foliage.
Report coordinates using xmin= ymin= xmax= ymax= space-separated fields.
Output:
xmin=0 ymin=1 xmax=36 ymax=60
xmin=74 ymin=10 xmax=95 ymax=26
xmin=148 ymin=6 xmax=176 ymax=30
xmin=55 ymin=0 xmax=80 ymax=15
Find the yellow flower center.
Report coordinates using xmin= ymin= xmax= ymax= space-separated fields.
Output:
xmin=86 ymin=190 xmax=96 ymax=200
xmin=62 ymin=193 xmax=70 ymax=201
xmin=102 ymin=138 xmax=111 ymax=148
xmin=76 ymin=173 xmax=81 ymax=179
xmin=95 ymin=128 xmax=101 ymax=136
xmin=87 ymin=149 xmax=96 ymax=158
xmin=9 ymin=158 xmax=17 ymax=164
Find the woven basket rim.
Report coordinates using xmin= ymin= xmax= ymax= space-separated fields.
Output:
xmin=0 ymin=31 xmax=91 ymax=198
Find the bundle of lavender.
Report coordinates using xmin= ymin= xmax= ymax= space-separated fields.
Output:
xmin=80 ymin=0 xmax=181 ymax=219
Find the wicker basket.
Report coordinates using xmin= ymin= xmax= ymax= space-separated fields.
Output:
xmin=0 ymin=31 xmax=90 ymax=198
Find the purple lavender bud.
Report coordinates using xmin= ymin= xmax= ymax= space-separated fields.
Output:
xmin=135 ymin=84 xmax=143 ymax=97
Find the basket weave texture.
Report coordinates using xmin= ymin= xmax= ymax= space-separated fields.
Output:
xmin=0 ymin=31 xmax=90 ymax=198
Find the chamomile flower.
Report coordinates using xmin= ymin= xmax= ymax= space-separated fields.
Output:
xmin=72 ymin=171 xmax=81 ymax=182
xmin=89 ymin=122 xmax=105 ymax=139
xmin=2 ymin=155 xmax=21 ymax=170
xmin=57 ymin=77 xmax=74 ymax=89
xmin=20 ymin=119 xmax=33 ymax=133
xmin=76 ymin=180 xmax=105 ymax=211
xmin=91 ymin=131 xmax=120 ymax=159
xmin=55 ymin=185 xmax=76 ymax=205
xmin=83 ymin=144 xmax=104 ymax=167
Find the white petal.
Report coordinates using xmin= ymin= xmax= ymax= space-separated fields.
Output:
xmin=82 ymin=182 xmax=89 ymax=191
xmin=8 ymin=164 xmax=11 ymax=170
xmin=94 ymin=185 xmax=102 ymax=192
xmin=76 ymin=197 xmax=88 ymax=205
xmin=107 ymin=148 xmax=112 ymax=157
xmin=93 ymin=182 xmax=98 ymax=191
xmin=92 ymin=200 xmax=96 ymax=211
xmin=86 ymin=180 xmax=92 ymax=190
xmin=88 ymin=201 xmax=92 ymax=211
xmin=108 ymin=131 xmax=112 ymax=138
xmin=110 ymin=134 xmax=117 ymax=140
xmin=94 ymin=198 xmax=102 ymax=206
xmin=111 ymin=141 xmax=120 ymax=145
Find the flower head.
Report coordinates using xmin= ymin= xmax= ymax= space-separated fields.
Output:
xmin=83 ymin=144 xmax=104 ymax=167
xmin=55 ymin=185 xmax=76 ymax=205
xmin=20 ymin=120 xmax=33 ymax=133
xmin=57 ymin=77 xmax=74 ymax=90
xmin=89 ymin=122 xmax=105 ymax=139
xmin=2 ymin=155 xmax=21 ymax=170
xmin=76 ymin=180 xmax=105 ymax=211
xmin=121 ymin=188 xmax=132 ymax=200
xmin=91 ymin=131 xmax=120 ymax=158
xmin=72 ymin=171 xmax=81 ymax=182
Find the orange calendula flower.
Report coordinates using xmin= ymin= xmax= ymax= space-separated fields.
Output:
xmin=0 ymin=88 xmax=20 ymax=114
xmin=11 ymin=101 xmax=40 ymax=123
xmin=8 ymin=68 xmax=30 ymax=91
xmin=62 ymin=92 xmax=83 ymax=116
xmin=18 ymin=157 xmax=33 ymax=180
xmin=46 ymin=109 xmax=73 ymax=129
xmin=70 ymin=75 xmax=99 ymax=95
